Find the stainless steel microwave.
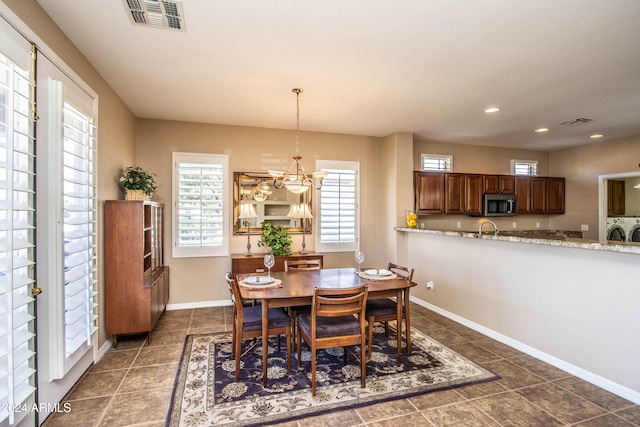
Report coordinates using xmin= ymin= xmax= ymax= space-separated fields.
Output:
xmin=482 ymin=194 xmax=517 ymax=216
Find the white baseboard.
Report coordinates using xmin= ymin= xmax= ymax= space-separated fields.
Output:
xmin=166 ymin=299 xmax=232 ymax=311
xmin=411 ymin=296 xmax=640 ymax=405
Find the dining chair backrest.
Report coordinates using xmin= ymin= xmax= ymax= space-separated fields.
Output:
xmin=312 ymin=285 xmax=368 ymax=319
xmin=284 ymin=259 xmax=322 ymax=271
xmin=226 ymin=273 xmax=245 ymax=314
xmin=387 ymin=263 xmax=414 ymax=282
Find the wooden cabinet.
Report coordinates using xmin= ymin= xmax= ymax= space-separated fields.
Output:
xmin=608 ymin=180 xmax=625 ymax=216
xmin=484 ymin=175 xmax=515 ymax=194
xmin=416 ymin=171 xmax=564 ymax=216
xmin=547 ymin=177 xmax=565 ymax=214
xmin=105 ymin=200 xmax=169 ymax=346
xmin=444 ymin=173 xmax=465 ymax=214
xmin=464 ymin=174 xmax=484 ymax=215
xmin=414 ymin=172 xmax=445 ymax=214
xmin=530 ymin=177 xmax=548 ymax=213
xmin=231 ymin=252 xmax=324 ymax=276
xmin=515 ymin=176 xmax=565 ymax=214
xmin=414 ymin=172 xmax=482 ymax=215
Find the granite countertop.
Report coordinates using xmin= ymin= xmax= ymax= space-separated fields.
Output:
xmin=395 ymin=227 xmax=640 ymax=255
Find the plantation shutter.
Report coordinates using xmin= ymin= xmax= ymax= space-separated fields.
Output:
xmin=316 ymin=160 xmax=359 ymax=252
xmin=173 ymin=153 xmax=229 ymax=257
xmin=0 ymin=17 xmax=37 ymax=426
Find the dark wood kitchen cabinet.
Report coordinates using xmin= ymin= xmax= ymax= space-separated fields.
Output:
xmin=608 ymin=180 xmax=625 ymax=216
xmin=414 ymin=171 xmax=445 ymax=214
xmin=547 ymin=177 xmax=565 ymax=214
xmin=484 ymin=175 xmax=515 ymax=194
xmin=105 ymin=200 xmax=169 ymax=347
xmin=464 ymin=174 xmax=483 ymax=215
xmin=515 ymin=176 xmax=532 ymax=213
xmin=444 ymin=173 xmax=465 ymax=214
xmin=530 ymin=177 xmax=548 ymax=213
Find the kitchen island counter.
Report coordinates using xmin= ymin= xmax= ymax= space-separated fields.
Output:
xmin=395 ymin=227 xmax=640 ymax=255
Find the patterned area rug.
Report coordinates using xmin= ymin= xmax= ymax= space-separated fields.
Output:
xmin=167 ymin=327 xmax=498 ymax=426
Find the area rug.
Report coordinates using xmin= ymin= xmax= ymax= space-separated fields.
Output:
xmin=166 ymin=327 xmax=498 ymax=426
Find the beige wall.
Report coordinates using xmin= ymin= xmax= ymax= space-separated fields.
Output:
xmin=549 ymin=135 xmax=640 ymax=239
xmin=135 ymin=119 xmax=390 ymax=305
xmin=4 ymin=0 xmax=137 ymax=348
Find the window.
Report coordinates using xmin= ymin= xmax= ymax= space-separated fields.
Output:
xmin=421 ymin=153 xmax=452 ymax=171
xmin=172 ymin=152 xmax=229 ymax=258
xmin=0 ymin=21 xmax=37 ymax=425
xmin=512 ymin=159 xmax=538 ymax=176
xmin=316 ymin=160 xmax=359 ymax=252
xmin=36 ymin=54 xmax=98 ymax=380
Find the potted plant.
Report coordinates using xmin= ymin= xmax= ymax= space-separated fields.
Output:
xmin=257 ymin=222 xmax=292 ymax=256
xmin=119 ymin=166 xmax=158 ymax=200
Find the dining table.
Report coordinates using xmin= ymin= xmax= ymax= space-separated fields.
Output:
xmin=237 ymin=267 xmax=417 ymax=386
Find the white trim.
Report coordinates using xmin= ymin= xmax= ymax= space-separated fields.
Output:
xmin=166 ymin=300 xmax=232 ymax=311
xmin=411 ymin=296 xmax=640 ymax=405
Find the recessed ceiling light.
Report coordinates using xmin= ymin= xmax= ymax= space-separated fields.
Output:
xmin=590 ymin=134 xmax=604 ymax=139
xmin=534 ymin=128 xmax=549 ymax=133
xmin=484 ymin=107 xmax=500 ymax=113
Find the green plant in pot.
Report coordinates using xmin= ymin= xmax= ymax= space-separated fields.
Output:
xmin=257 ymin=222 xmax=292 ymax=256
xmin=119 ymin=166 xmax=158 ymax=200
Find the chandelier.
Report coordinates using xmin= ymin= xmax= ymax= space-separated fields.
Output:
xmin=269 ymin=88 xmax=327 ymax=194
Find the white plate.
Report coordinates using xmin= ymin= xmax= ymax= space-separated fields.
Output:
xmin=364 ymin=269 xmax=392 ymax=277
xmin=243 ymin=276 xmax=274 ymax=285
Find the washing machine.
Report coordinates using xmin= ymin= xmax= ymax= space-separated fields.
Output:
xmin=628 ymin=218 xmax=640 ymax=242
xmin=606 ymin=218 xmax=626 ymax=241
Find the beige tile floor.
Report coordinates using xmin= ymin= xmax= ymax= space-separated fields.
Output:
xmin=43 ymin=304 xmax=640 ymax=426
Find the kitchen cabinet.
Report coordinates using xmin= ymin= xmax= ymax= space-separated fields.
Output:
xmin=414 ymin=172 xmax=445 ymax=214
xmin=416 ymin=171 xmax=564 ymax=216
xmin=515 ymin=177 xmax=532 ymax=213
xmin=105 ymin=200 xmax=169 ymax=347
xmin=547 ymin=177 xmax=565 ymax=214
xmin=530 ymin=177 xmax=548 ymax=213
xmin=231 ymin=253 xmax=324 ymax=276
xmin=484 ymin=175 xmax=515 ymax=194
xmin=464 ymin=174 xmax=484 ymax=215
xmin=608 ymin=180 xmax=625 ymax=216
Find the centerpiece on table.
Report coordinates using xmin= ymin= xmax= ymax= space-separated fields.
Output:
xmin=257 ymin=222 xmax=292 ymax=256
xmin=119 ymin=166 xmax=158 ymax=200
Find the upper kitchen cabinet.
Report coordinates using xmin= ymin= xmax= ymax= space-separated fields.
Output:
xmin=414 ymin=172 xmax=482 ymax=215
xmin=547 ymin=177 xmax=566 ymax=214
xmin=608 ymin=180 xmax=625 ymax=216
xmin=414 ymin=171 xmax=445 ymax=214
xmin=515 ymin=176 xmax=565 ymax=214
xmin=484 ymin=175 xmax=515 ymax=194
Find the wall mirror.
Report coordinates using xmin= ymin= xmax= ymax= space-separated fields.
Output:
xmin=233 ymin=172 xmax=311 ymax=235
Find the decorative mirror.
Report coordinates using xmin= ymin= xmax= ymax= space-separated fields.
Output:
xmin=233 ymin=172 xmax=312 ymax=235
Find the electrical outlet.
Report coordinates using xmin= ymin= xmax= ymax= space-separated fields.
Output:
xmin=536 ymin=222 xmax=540 ymax=228
xmin=581 ymin=224 xmax=589 ymax=231
xmin=426 ymin=280 xmax=434 ymax=290
xmin=456 ymin=221 xmax=462 ymax=229
xmin=512 ymin=222 xmax=517 ymax=228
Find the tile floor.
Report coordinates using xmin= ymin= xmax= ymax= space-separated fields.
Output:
xmin=43 ymin=304 xmax=640 ymax=427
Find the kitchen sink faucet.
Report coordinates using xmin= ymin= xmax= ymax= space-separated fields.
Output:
xmin=479 ymin=220 xmax=499 ymax=236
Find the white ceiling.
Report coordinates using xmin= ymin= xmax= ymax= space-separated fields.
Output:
xmin=35 ymin=0 xmax=640 ymax=151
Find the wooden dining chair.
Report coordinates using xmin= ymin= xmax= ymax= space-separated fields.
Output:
xmin=226 ymin=272 xmax=292 ymax=381
xmin=297 ymin=285 xmax=368 ymax=396
xmin=284 ymin=259 xmax=322 ymax=346
xmin=365 ymin=263 xmax=414 ymax=359
xmin=284 ymin=259 xmax=323 ymax=271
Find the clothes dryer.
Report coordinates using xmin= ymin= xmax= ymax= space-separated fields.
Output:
xmin=628 ymin=219 xmax=640 ymax=242
xmin=606 ymin=218 xmax=626 ymax=241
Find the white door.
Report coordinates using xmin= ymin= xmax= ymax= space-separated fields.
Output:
xmin=35 ymin=54 xmax=98 ymax=424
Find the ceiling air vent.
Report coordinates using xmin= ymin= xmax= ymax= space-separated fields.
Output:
xmin=560 ymin=117 xmax=594 ymax=126
xmin=122 ymin=0 xmax=185 ymax=31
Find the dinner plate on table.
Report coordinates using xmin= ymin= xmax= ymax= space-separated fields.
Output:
xmin=243 ymin=276 xmax=275 ymax=285
xmin=363 ymin=269 xmax=393 ymax=277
